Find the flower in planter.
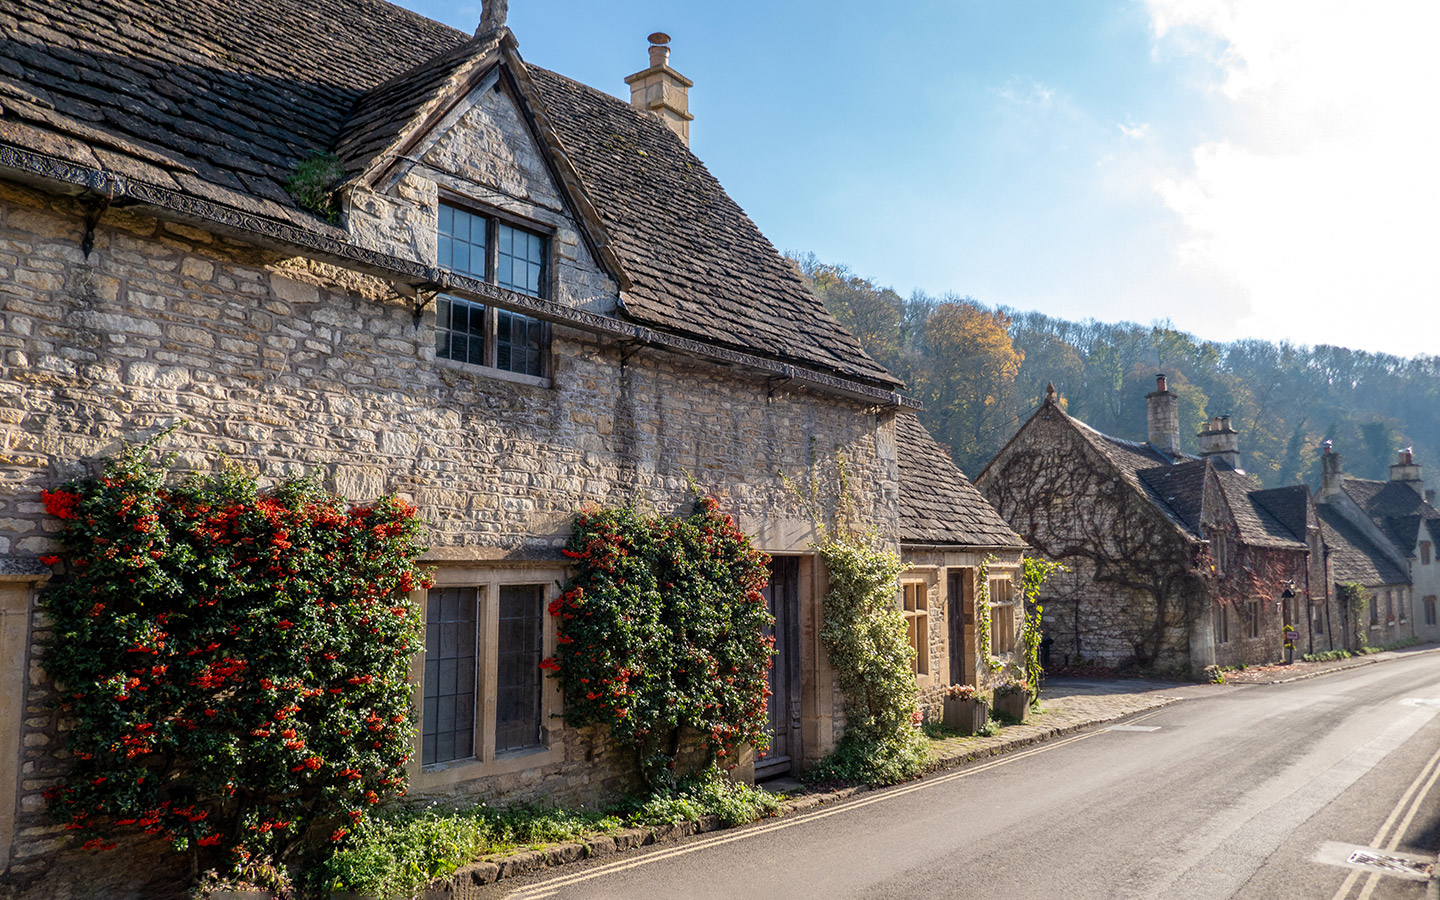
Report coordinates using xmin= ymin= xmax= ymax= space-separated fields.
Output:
xmin=944 ymin=684 xmax=977 ymax=700
xmin=993 ymin=680 xmax=1031 ymax=698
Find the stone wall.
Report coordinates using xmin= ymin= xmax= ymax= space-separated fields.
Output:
xmin=976 ymin=410 xmax=1201 ymax=671
xmin=0 ymin=183 xmax=896 ymax=895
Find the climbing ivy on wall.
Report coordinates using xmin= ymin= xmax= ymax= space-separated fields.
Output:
xmin=812 ymin=537 xmax=927 ymax=785
xmin=974 ymin=555 xmax=1003 ymax=673
xmin=37 ymin=443 xmax=427 ymax=877
xmin=547 ymin=498 xmax=775 ymax=790
xmin=1020 ymin=557 xmax=1065 ymax=701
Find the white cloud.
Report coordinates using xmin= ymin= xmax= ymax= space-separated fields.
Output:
xmin=1142 ymin=0 xmax=1440 ymax=356
xmin=1118 ymin=121 xmax=1151 ymax=140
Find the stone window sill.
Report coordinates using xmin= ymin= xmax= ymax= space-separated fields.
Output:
xmin=435 ymin=356 xmax=552 ymax=389
xmin=411 ymin=742 xmax=566 ymax=792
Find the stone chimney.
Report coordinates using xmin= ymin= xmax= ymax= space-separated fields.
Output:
xmin=1198 ymin=415 xmax=1241 ymax=470
xmin=1146 ymin=374 xmax=1181 ymax=457
xmin=625 ymin=33 xmax=694 ymax=146
xmin=1319 ymin=440 xmax=1344 ymax=499
xmin=1390 ymin=447 xmax=1424 ymax=495
xmin=477 ymin=0 xmax=507 ymax=34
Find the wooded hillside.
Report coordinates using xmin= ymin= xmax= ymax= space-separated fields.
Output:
xmin=797 ymin=255 xmax=1440 ymax=488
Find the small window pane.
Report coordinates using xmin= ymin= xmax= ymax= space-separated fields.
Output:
xmin=497 ymin=223 xmax=545 ymax=297
xmin=438 ymin=204 xmax=487 ymax=280
xmin=435 ymin=295 xmax=487 ymax=366
xmin=495 ymin=309 xmax=543 ymax=377
xmin=423 ymin=587 xmax=478 ymax=765
xmin=495 ymin=584 xmax=544 ymax=753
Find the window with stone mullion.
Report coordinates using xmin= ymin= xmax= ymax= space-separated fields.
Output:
xmin=435 ymin=203 xmax=547 ymax=377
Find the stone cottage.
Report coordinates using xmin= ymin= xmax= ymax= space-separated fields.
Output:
xmin=974 ymin=378 xmax=1320 ymax=673
xmin=0 ymin=0 xmax=1032 ymax=894
xmin=893 ymin=414 xmax=1027 ymax=721
xmin=1316 ymin=445 xmax=1440 ymax=645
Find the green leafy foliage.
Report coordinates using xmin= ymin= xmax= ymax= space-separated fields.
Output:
xmin=975 ymin=555 xmax=1002 ymax=673
xmin=1020 ymin=557 xmax=1064 ymax=700
xmin=287 ymin=152 xmax=345 ymax=223
xmin=314 ymin=770 xmax=778 ymax=897
xmin=623 ymin=772 xmax=782 ymax=828
xmin=1338 ymin=582 xmax=1372 ymax=649
xmin=810 ymin=538 xmax=927 ymax=785
xmin=799 ymin=253 xmax=1440 ymax=487
xmin=312 ymin=802 xmax=620 ymax=898
xmin=548 ymin=498 xmax=774 ymax=789
xmin=39 ymin=446 xmax=427 ymax=873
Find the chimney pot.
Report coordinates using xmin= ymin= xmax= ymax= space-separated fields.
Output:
xmin=1320 ymin=443 xmax=1344 ymax=498
xmin=1146 ymin=373 xmax=1180 ymax=457
xmin=1198 ymin=412 xmax=1241 ymax=469
xmin=625 ymin=31 xmax=695 ymax=146
xmin=1390 ymin=447 xmax=1424 ymax=494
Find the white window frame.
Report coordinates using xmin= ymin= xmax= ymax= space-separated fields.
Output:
xmin=989 ymin=577 xmax=1018 ymax=655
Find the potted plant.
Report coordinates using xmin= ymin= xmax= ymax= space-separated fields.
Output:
xmin=942 ymin=684 xmax=989 ymax=734
xmin=992 ymin=680 xmax=1031 ymax=723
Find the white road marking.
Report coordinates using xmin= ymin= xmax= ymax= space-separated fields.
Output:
xmin=1327 ymin=731 xmax=1440 ymax=900
xmin=1137 ymin=703 xmax=1440 ymax=900
xmin=1399 ymin=698 xmax=1440 ymax=709
xmin=1106 ymin=724 xmax=1161 ymax=732
xmin=500 ymin=710 xmax=1168 ymax=898
xmin=1314 ymin=841 xmax=1434 ymax=881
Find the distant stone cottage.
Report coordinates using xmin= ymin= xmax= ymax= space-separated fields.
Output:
xmin=1315 ymin=445 xmax=1440 ymax=646
xmin=975 ymin=378 xmax=1322 ymax=673
xmin=0 ymin=0 xmax=1024 ymax=895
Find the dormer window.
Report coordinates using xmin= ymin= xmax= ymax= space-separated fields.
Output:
xmin=435 ymin=202 xmax=549 ymax=379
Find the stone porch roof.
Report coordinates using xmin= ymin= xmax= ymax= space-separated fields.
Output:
xmin=895 ymin=415 xmax=1026 ymax=550
xmin=0 ymin=0 xmax=896 ymax=388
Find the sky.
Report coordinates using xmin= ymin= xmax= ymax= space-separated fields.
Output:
xmin=396 ymin=0 xmax=1440 ymax=359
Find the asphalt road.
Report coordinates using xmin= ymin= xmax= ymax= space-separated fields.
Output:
xmin=484 ymin=654 xmax=1440 ymax=900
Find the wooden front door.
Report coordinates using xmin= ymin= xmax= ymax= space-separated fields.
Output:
xmin=757 ymin=556 xmax=801 ymax=780
xmin=948 ymin=569 xmax=973 ymax=685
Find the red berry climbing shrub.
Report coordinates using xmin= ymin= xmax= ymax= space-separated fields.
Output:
xmin=548 ymin=499 xmax=774 ymax=788
xmin=38 ymin=446 xmax=427 ymax=871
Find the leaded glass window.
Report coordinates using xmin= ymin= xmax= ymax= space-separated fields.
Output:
xmin=495 ymin=584 xmax=544 ymax=753
xmin=423 ymin=587 xmax=478 ymax=766
xmin=434 ymin=203 xmax=548 ymax=378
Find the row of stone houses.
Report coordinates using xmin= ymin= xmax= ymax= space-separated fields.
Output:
xmin=1314 ymin=446 xmax=1440 ymax=646
xmin=0 ymin=0 xmax=1027 ymax=895
xmin=975 ymin=376 xmax=1437 ymax=673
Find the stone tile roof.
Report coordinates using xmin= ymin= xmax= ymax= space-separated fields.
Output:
xmin=525 ymin=68 xmax=893 ymax=384
xmin=1065 ymin=416 xmax=1198 ymax=540
xmin=1316 ymin=506 xmax=1410 ymax=587
xmin=0 ymin=0 xmax=895 ymax=387
xmin=1212 ymin=469 xmax=1307 ymax=550
xmin=1250 ymin=485 xmax=1313 ymax=542
xmin=1340 ymin=477 xmax=1440 ymax=554
xmin=1063 ymin=408 xmax=1304 ymax=549
xmin=331 ymin=33 xmax=504 ymax=183
xmin=896 ymin=415 xmax=1025 ymax=549
xmin=1137 ymin=460 xmax=1209 ymax=533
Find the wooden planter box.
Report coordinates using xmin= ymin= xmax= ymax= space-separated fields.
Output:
xmin=992 ymin=691 xmax=1029 ymax=723
xmin=942 ymin=696 xmax=989 ymax=734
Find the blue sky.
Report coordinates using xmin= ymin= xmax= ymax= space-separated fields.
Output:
xmin=397 ymin=1 xmax=1440 ymax=358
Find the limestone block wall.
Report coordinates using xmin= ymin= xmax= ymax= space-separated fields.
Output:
xmin=976 ymin=413 xmax=1200 ymax=671
xmin=345 ymin=71 xmax=618 ymax=316
xmin=0 ymin=183 xmax=898 ymax=894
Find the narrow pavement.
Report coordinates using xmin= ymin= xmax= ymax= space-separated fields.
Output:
xmin=480 ymin=653 xmax=1440 ymax=900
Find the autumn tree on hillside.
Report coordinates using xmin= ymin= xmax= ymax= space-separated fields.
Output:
xmin=918 ymin=300 xmax=1023 ymax=474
